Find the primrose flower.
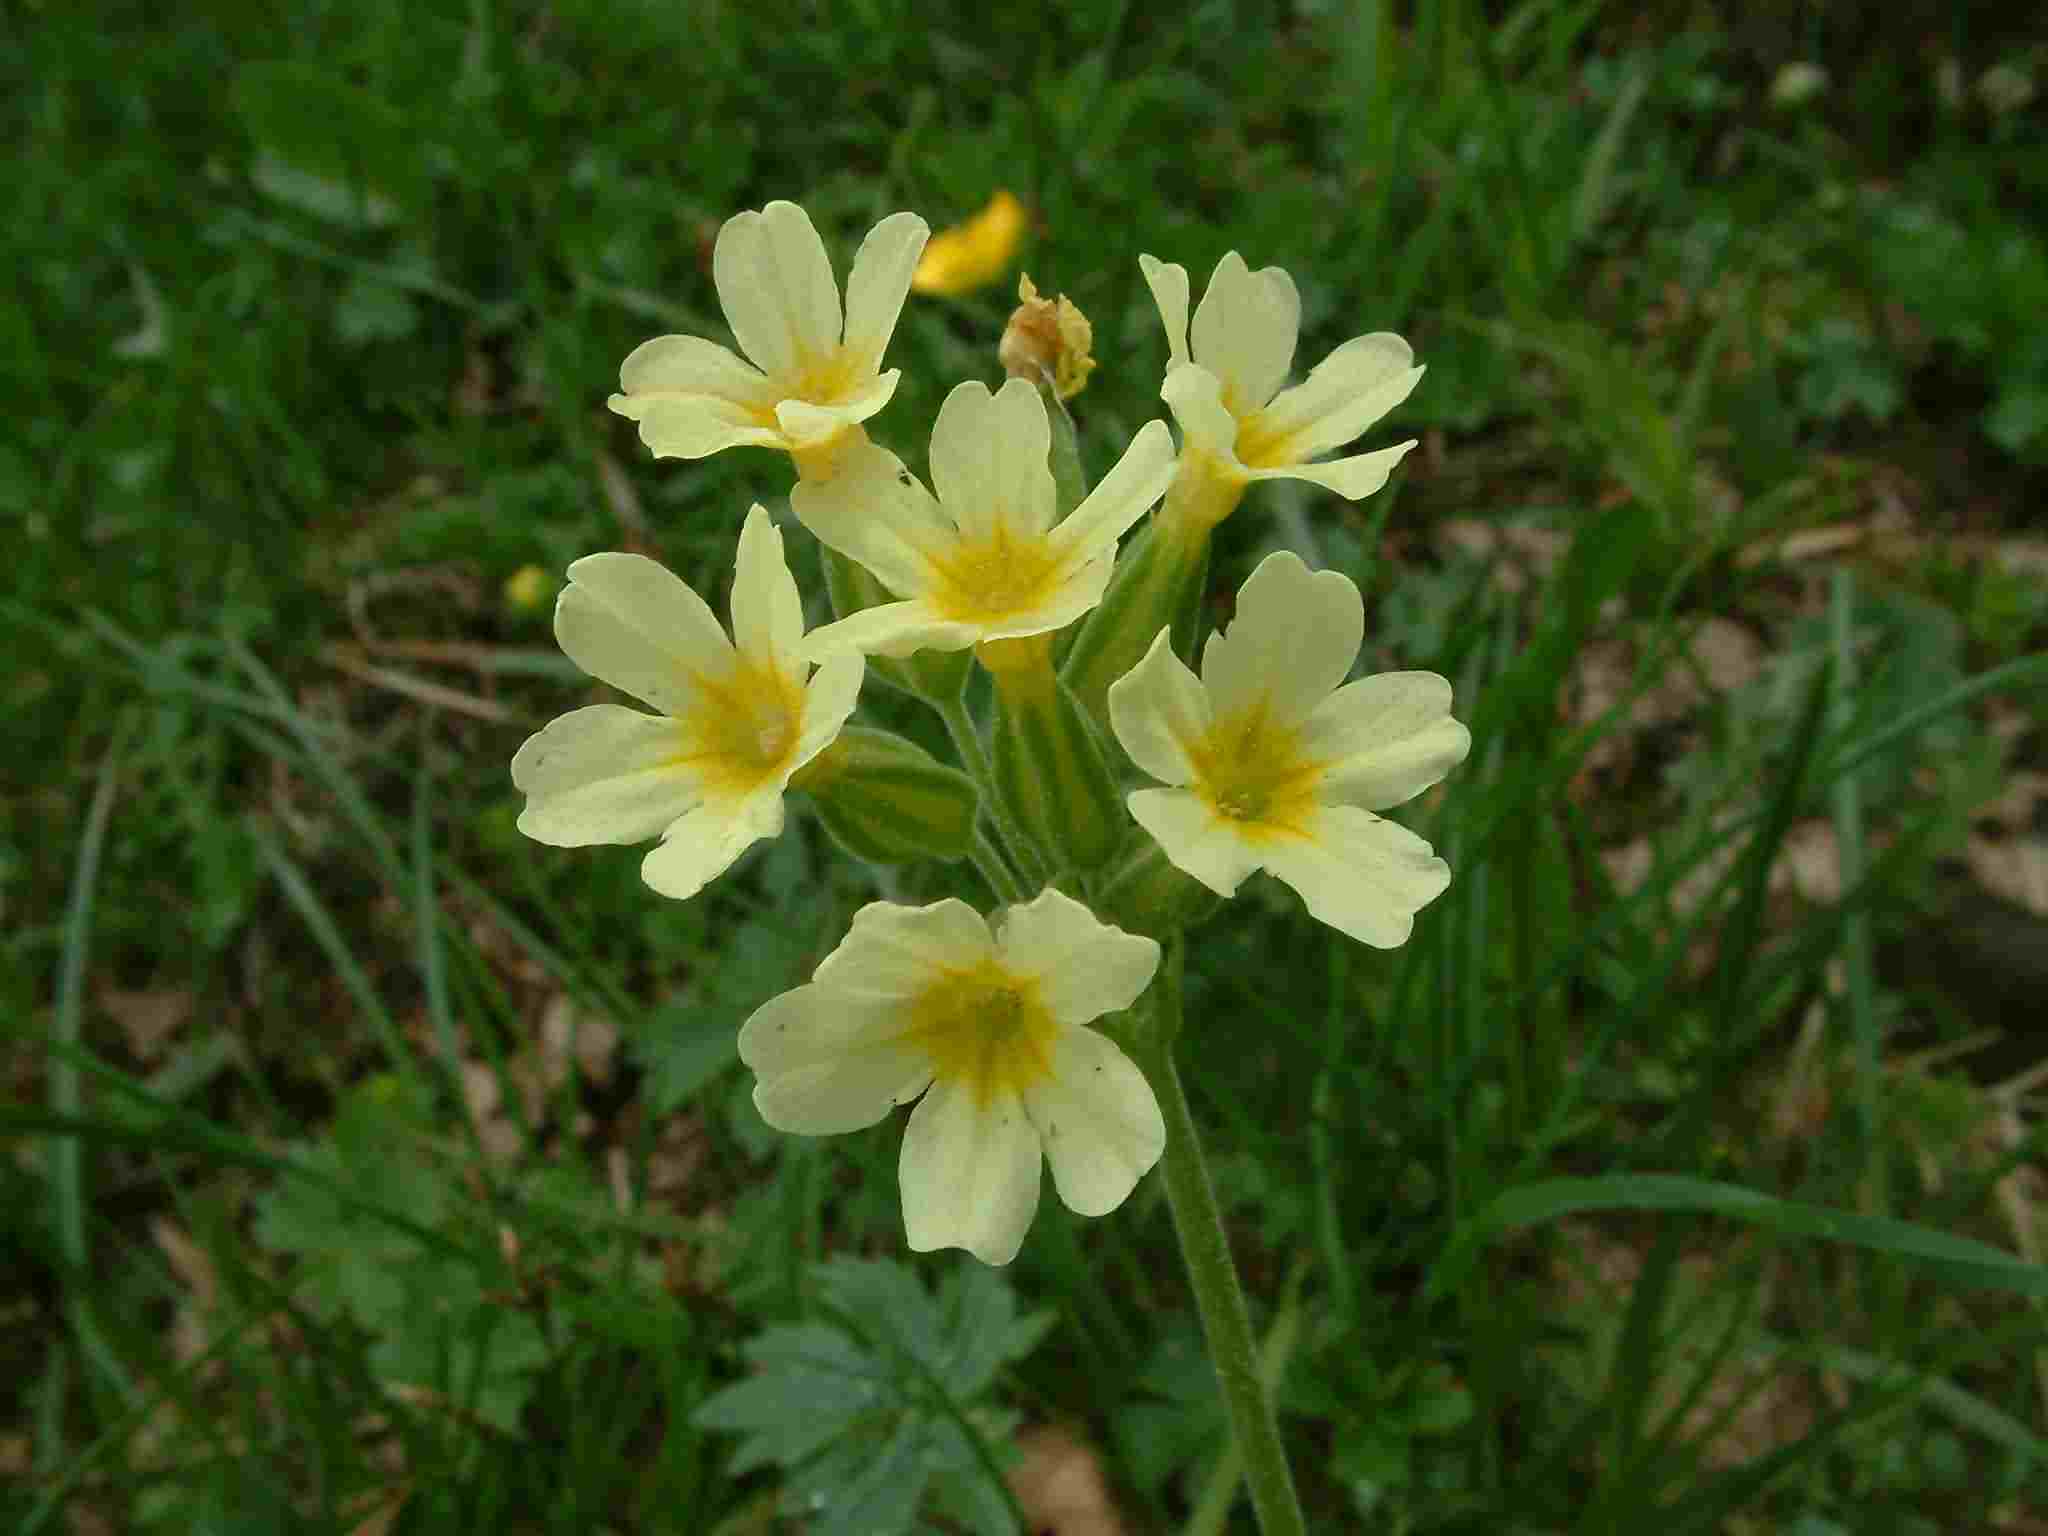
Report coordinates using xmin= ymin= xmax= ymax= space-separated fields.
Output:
xmin=911 ymin=190 xmax=1028 ymax=298
xmin=739 ymin=889 xmax=1164 ymax=1266
xmin=1108 ymin=551 xmax=1470 ymax=948
xmin=512 ymin=507 xmax=863 ymax=901
xmin=793 ymin=378 xmax=1176 ymax=659
xmin=608 ymin=202 xmax=929 ymax=469
xmin=1140 ymin=252 xmax=1424 ymax=532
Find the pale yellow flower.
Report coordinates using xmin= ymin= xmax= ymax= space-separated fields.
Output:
xmin=607 ymin=202 xmax=929 ymax=464
xmin=792 ymin=378 xmax=1176 ymax=659
xmin=1140 ymin=252 xmax=1424 ymax=531
xmin=910 ymin=190 xmax=1028 ymax=298
xmin=739 ymin=889 xmax=1163 ymax=1266
xmin=511 ymin=507 xmax=863 ymax=901
xmin=1108 ymin=550 xmax=1469 ymax=948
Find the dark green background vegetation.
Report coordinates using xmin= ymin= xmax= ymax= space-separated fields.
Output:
xmin=8 ymin=1 xmax=2047 ymax=1531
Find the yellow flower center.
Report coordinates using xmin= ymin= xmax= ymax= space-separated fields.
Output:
xmin=673 ymin=656 xmax=806 ymax=798
xmin=1185 ymin=702 xmax=1324 ymax=839
xmin=1231 ymin=410 xmax=1302 ymax=472
xmin=902 ymin=958 xmax=1061 ymax=1107
xmin=924 ymin=523 xmax=1063 ymax=626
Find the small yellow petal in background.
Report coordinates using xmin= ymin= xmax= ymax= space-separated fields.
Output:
xmin=912 ymin=190 xmax=1029 ymax=298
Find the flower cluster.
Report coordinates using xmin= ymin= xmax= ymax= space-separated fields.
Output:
xmin=514 ymin=200 xmax=1471 ymax=1264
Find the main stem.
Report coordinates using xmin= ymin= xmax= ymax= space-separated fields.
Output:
xmin=1141 ymin=940 xmax=1307 ymax=1536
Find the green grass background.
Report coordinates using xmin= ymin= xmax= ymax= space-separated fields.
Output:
xmin=9 ymin=1 xmax=2048 ymax=1531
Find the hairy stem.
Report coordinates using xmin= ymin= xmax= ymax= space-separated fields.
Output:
xmin=1138 ymin=939 xmax=1307 ymax=1536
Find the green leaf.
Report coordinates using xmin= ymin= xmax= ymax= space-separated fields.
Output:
xmin=693 ymin=1258 xmax=1037 ymax=1533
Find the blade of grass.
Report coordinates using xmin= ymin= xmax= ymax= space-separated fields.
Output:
xmin=1430 ymin=1174 xmax=2048 ymax=1303
xmin=1829 ymin=569 xmax=1883 ymax=1206
xmin=52 ymin=710 xmax=139 ymax=1405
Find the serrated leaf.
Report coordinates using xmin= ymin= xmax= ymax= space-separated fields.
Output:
xmin=788 ymin=1423 xmax=932 ymax=1536
xmin=695 ymin=1259 xmax=1041 ymax=1534
xmin=694 ymin=1324 xmax=884 ymax=1473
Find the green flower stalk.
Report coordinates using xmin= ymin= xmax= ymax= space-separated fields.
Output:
xmin=980 ymin=632 xmax=1125 ymax=875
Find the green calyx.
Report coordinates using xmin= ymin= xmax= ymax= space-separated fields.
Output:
xmin=1059 ymin=514 xmax=1211 ymax=738
xmin=984 ymin=645 xmax=1124 ymax=875
xmin=795 ymin=725 xmax=980 ymax=865
xmin=1093 ymin=830 xmax=1223 ymax=940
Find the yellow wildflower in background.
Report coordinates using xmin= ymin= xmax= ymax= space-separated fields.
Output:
xmin=910 ymin=190 xmax=1028 ymax=298
xmin=1108 ymin=550 xmax=1470 ymax=948
xmin=739 ymin=889 xmax=1164 ymax=1266
xmin=511 ymin=507 xmax=864 ymax=901
xmin=608 ymin=202 xmax=928 ymax=467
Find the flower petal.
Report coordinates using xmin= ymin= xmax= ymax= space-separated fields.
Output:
xmin=511 ymin=705 xmax=696 ymax=845
xmin=790 ymin=649 xmax=865 ymax=771
xmin=994 ymin=889 xmax=1160 ymax=1027
xmin=1138 ymin=254 xmax=1192 ymax=371
xmin=1257 ymin=804 xmax=1451 ymax=948
xmin=900 ymin=1077 xmax=1043 ymax=1266
xmin=840 ymin=211 xmax=929 ymax=378
xmin=638 ymin=790 xmax=784 ymax=901
xmin=714 ymin=201 xmax=842 ymax=380
xmin=1022 ymin=1026 xmax=1164 ymax=1218
xmin=1160 ymin=364 xmax=1244 ymax=461
xmin=930 ymin=378 xmax=1057 ymax=542
xmin=753 ymin=1051 xmax=933 ymax=1135
xmin=615 ymin=334 xmax=775 ymax=404
xmin=730 ymin=506 xmax=806 ymax=679
xmin=775 ymin=373 xmax=899 ymax=446
xmin=1189 ymin=251 xmax=1300 ymax=413
xmin=790 ymin=439 xmax=954 ymax=599
xmin=1046 ymin=418 xmax=1177 ymax=565
xmin=804 ymin=599 xmax=981 ymax=661
xmin=1107 ymin=625 xmax=1211 ymax=787
xmin=741 ymin=984 xmax=933 ymax=1134
xmin=606 ymin=392 xmax=787 ymax=460
xmin=816 ymin=898 xmax=994 ymax=1000
xmin=1250 ymin=440 xmax=1416 ymax=501
xmin=1199 ymin=550 xmax=1362 ymax=727
xmin=1300 ymin=671 xmax=1472 ymax=810
xmin=1127 ymin=787 xmax=1263 ymax=897
xmin=1246 ymin=333 xmax=1422 ymax=465
xmin=555 ymin=553 xmax=733 ymax=716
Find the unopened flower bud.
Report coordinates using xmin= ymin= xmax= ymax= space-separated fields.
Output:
xmin=999 ymin=275 xmax=1097 ymax=402
xmin=793 ymin=726 xmax=980 ymax=865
